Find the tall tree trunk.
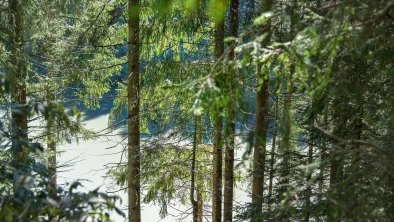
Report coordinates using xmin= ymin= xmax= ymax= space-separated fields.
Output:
xmin=223 ymin=0 xmax=239 ymax=221
xmin=9 ymin=0 xmax=28 ymax=164
xmin=127 ymin=0 xmax=141 ymax=221
xmin=328 ymin=133 xmax=344 ymax=221
xmin=328 ymin=105 xmax=346 ymax=222
xmin=278 ymin=1 xmax=296 ymax=218
xmin=212 ymin=11 xmax=224 ymax=221
xmin=212 ymin=112 xmax=223 ymax=222
xmin=251 ymin=0 xmax=273 ymax=219
xmin=196 ymin=116 xmax=203 ymax=222
xmin=267 ymin=95 xmax=278 ymax=212
xmin=191 ymin=116 xmax=199 ymax=222
xmin=47 ymin=71 xmax=57 ymax=199
xmin=304 ymin=123 xmax=314 ymax=222
xmin=8 ymin=3 xmax=28 ymax=220
xmin=8 ymin=4 xmax=29 ymax=216
xmin=197 ymin=189 xmax=203 ymax=222
xmin=347 ymin=96 xmax=364 ymax=218
xmin=278 ymin=80 xmax=293 ymax=206
xmin=327 ymin=53 xmax=352 ymax=222
xmin=318 ymin=108 xmax=328 ymax=199
xmin=317 ymin=107 xmax=328 ymax=222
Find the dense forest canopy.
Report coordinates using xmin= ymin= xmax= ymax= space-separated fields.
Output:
xmin=0 ymin=0 xmax=393 ymax=221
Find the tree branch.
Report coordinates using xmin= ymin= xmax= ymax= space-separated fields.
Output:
xmin=313 ymin=124 xmax=381 ymax=150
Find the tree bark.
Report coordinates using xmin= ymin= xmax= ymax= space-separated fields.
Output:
xmin=318 ymin=108 xmax=328 ymax=201
xmin=346 ymin=95 xmax=364 ymax=218
xmin=8 ymin=4 xmax=28 ymax=221
xmin=251 ymin=0 xmax=273 ymax=219
xmin=267 ymin=95 xmax=278 ymax=212
xmin=212 ymin=118 xmax=223 ymax=222
xmin=47 ymin=70 xmax=57 ymax=199
xmin=197 ymin=188 xmax=203 ymax=222
xmin=304 ymin=123 xmax=314 ymax=222
xmin=128 ymin=0 xmax=141 ymax=221
xmin=9 ymin=0 xmax=28 ymax=164
xmin=317 ymin=107 xmax=328 ymax=222
xmin=191 ymin=116 xmax=199 ymax=222
xmin=223 ymin=0 xmax=238 ymax=221
xmin=278 ymin=81 xmax=293 ymax=207
xmin=328 ymin=106 xmax=346 ymax=222
xmin=278 ymin=2 xmax=296 ymax=218
xmin=196 ymin=116 xmax=204 ymax=222
xmin=212 ymin=5 xmax=225 ymax=221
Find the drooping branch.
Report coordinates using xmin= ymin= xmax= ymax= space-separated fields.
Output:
xmin=313 ymin=124 xmax=381 ymax=150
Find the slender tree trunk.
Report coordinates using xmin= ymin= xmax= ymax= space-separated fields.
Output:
xmin=196 ymin=116 xmax=204 ymax=222
xmin=267 ymin=95 xmax=278 ymax=212
xmin=223 ymin=91 xmax=235 ymax=222
xmin=197 ymin=193 xmax=203 ymax=222
xmin=127 ymin=0 xmax=141 ymax=221
xmin=8 ymin=5 xmax=29 ymax=219
xmin=47 ymin=135 xmax=57 ymax=198
xmin=318 ymin=108 xmax=328 ymax=198
xmin=195 ymin=2 xmax=205 ymax=219
xmin=9 ymin=0 xmax=28 ymax=164
xmin=191 ymin=116 xmax=199 ymax=222
xmin=327 ymin=54 xmax=350 ymax=221
xmin=212 ymin=6 xmax=225 ymax=221
xmin=347 ymin=98 xmax=363 ymax=218
xmin=279 ymin=81 xmax=293 ymax=204
xmin=9 ymin=3 xmax=28 ymax=220
xmin=197 ymin=188 xmax=203 ymax=222
xmin=251 ymin=0 xmax=273 ymax=219
xmin=304 ymin=123 xmax=314 ymax=222
xmin=223 ymin=0 xmax=239 ymax=221
xmin=212 ymin=117 xmax=223 ymax=222
xmin=317 ymin=107 xmax=328 ymax=222
xmin=328 ymin=138 xmax=344 ymax=221
xmin=328 ymin=107 xmax=346 ymax=222
xmin=47 ymin=71 xmax=57 ymax=199
xmin=278 ymin=1 xmax=296 ymax=218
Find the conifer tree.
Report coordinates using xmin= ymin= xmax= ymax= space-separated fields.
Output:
xmin=191 ymin=116 xmax=199 ymax=222
xmin=212 ymin=5 xmax=225 ymax=221
xmin=196 ymin=114 xmax=204 ymax=222
xmin=9 ymin=0 xmax=28 ymax=165
xmin=251 ymin=0 xmax=272 ymax=219
xmin=223 ymin=0 xmax=239 ymax=221
xmin=278 ymin=1 xmax=297 ymax=218
xmin=127 ymin=0 xmax=141 ymax=221
xmin=267 ymin=95 xmax=278 ymax=211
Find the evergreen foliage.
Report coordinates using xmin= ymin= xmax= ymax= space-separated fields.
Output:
xmin=1 ymin=0 xmax=393 ymax=221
